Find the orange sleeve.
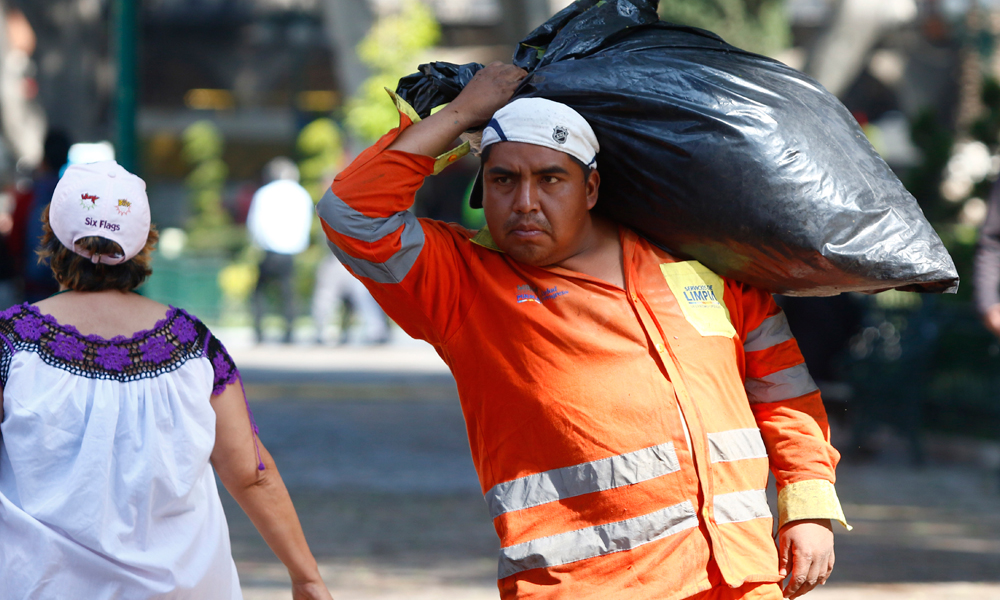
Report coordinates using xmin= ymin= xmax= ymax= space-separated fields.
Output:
xmin=727 ymin=281 xmax=848 ymax=529
xmin=317 ymin=113 xmax=479 ymax=346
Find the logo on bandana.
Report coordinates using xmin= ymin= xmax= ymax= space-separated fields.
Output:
xmin=80 ymin=193 xmax=98 ymax=210
xmin=552 ymin=126 xmax=569 ymax=145
xmin=116 ymin=199 xmax=132 ymax=215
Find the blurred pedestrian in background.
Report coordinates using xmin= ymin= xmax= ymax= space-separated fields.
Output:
xmin=975 ymin=180 xmax=1000 ymax=338
xmin=246 ymin=157 xmax=313 ymax=344
xmin=0 ymin=161 xmax=333 ymax=599
xmin=9 ymin=129 xmax=70 ymax=302
xmin=311 ymin=252 xmax=388 ymax=345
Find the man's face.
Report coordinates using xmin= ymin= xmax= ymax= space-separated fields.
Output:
xmin=482 ymin=142 xmax=599 ymax=267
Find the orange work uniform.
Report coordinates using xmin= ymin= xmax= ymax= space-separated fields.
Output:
xmin=318 ymin=105 xmax=848 ymax=600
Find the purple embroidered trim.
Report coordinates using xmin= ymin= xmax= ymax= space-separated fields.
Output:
xmin=211 ymin=374 xmax=240 ymax=395
xmin=171 ymin=318 xmax=198 ymax=344
xmin=95 ymin=344 xmax=130 ymax=372
xmin=139 ymin=336 xmax=174 ymax=364
xmin=203 ymin=331 xmax=263 ymax=471
xmin=50 ymin=333 xmax=86 ymax=361
xmin=0 ymin=303 xmax=203 ymax=383
xmin=0 ymin=304 xmax=22 ymax=320
xmin=212 ymin=353 xmax=232 ymax=383
xmin=14 ymin=314 xmax=47 ymax=341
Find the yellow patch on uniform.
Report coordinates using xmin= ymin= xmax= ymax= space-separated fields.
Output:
xmin=660 ymin=261 xmax=736 ymax=338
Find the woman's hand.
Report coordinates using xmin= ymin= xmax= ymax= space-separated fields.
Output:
xmin=210 ymin=383 xmax=333 ymax=600
xmin=292 ymin=578 xmax=334 ymax=600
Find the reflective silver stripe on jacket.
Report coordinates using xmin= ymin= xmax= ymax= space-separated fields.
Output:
xmin=743 ymin=312 xmax=794 ymax=352
xmin=497 ymin=500 xmax=698 ymax=579
xmin=744 ymin=363 xmax=818 ymax=404
xmin=713 ymin=489 xmax=772 ymax=524
xmin=486 ymin=443 xmax=680 ymax=519
xmin=317 ymin=188 xmax=425 ymax=284
xmin=707 ymin=428 xmax=767 ymax=463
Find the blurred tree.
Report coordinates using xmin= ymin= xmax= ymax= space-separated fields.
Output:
xmin=908 ymin=108 xmax=955 ymax=220
xmin=658 ymin=0 xmax=790 ymax=57
xmin=297 ymin=117 xmax=344 ymax=202
xmin=181 ymin=120 xmax=234 ymax=253
xmin=345 ymin=0 xmax=440 ymax=142
xmin=295 ymin=117 xmax=347 ymax=305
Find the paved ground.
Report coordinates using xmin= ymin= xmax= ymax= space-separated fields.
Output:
xmin=220 ymin=337 xmax=1000 ymax=599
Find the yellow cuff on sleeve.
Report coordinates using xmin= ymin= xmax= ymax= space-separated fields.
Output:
xmin=432 ymin=142 xmax=470 ymax=175
xmin=387 ymin=87 xmax=423 ymax=123
xmin=384 ymin=87 xmax=471 ymax=175
xmin=778 ymin=479 xmax=852 ymax=531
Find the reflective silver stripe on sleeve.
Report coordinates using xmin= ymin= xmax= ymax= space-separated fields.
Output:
xmin=744 ymin=363 xmax=819 ymax=404
xmin=318 ymin=188 xmax=425 ymax=284
xmin=713 ymin=489 xmax=772 ymax=524
xmin=485 ymin=443 xmax=680 ymax=520
xmin=497 ymin=500 xmax=698 ymax=579
xmin=743 ymin=312 xmax=794 ymax=353
xmin=707 ymin=428 xmax=768 ymax=463
xmin=318 ymin=187 xmax=416 ymax=243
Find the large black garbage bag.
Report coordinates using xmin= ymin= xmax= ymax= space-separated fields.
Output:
xmin=396 ymin=0 xmax=959 ymax=296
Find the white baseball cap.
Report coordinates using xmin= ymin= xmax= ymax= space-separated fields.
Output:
xmin=471 ymin=97 xmax=599 ymax=208
xmin=50 ymin=160 xmax=151 ymax=265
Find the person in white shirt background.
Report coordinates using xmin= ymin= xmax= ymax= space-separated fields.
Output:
xmin=245 ymin=157 xmax=314 ymax=344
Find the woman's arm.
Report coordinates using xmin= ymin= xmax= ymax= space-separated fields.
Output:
xmin=210 ymin=383 xmax=333 ymax=600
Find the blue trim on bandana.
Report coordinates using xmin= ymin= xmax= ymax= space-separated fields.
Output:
xmin=487 ymin=118 xmax=508 ymax=142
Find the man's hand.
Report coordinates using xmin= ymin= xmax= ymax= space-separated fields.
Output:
xmin=389 ymin=62 xmax=527 ymax=158
xmin=449 ymin=62 xmax=529 ymax=129
xmin=983 ymin=304 xmax=1000 ymax=338
xmin=777 ymin=519 xmax=834 ymax=598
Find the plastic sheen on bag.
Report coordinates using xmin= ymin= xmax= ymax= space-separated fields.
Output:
xmin=396 ymin=0 xmax=958 ymax=296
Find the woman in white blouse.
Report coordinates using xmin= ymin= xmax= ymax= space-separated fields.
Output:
xmin=0 ymin=161 xmax=334 ymax=600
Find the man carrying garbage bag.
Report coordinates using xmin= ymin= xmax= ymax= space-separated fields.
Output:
xmin=318 ymin=63 xmax=849 ymax=600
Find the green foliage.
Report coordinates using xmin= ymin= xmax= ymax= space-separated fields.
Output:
xmin=345 ymin=0 xmax=440 ymax=142
xmin=181 ymin=121 xmax=224 ymax=164
xmin=658 ymin=0 xmax=790 ymax=57
xmin=181 ymin=120 xmax=239 ymax=253
xmin=297 ymin=118 xmax=344 ymax=202
xmin=906 ymin=109 xmax=954 ymax=220
xmin=970 ymin=77 xmax=1000 ymax=147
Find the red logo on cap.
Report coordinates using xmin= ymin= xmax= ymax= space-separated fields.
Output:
xmin=80 ymin=193 xmax=98 ymax=210
xmin=116 ymin=199 xmax=131 ymax=215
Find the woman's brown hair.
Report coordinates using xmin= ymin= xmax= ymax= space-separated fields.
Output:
xmin=36 ymin=204 xmax=159 ymax=292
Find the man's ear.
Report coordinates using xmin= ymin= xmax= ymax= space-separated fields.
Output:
xmin=586 ymin=169 xmax=600 ymax=210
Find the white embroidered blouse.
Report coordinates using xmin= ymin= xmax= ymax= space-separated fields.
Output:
xmin=0 ymin=303 xmax=251 ymax=599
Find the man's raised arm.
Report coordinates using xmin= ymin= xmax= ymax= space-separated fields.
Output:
xmin=388 ymin=62 xmax=527 ymax=157
xmin=316 ymin=63 xmax=525 ymax=345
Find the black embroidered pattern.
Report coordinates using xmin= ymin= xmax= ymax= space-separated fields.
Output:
xmin=0 ymin=303 xmax=239 ymax=392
